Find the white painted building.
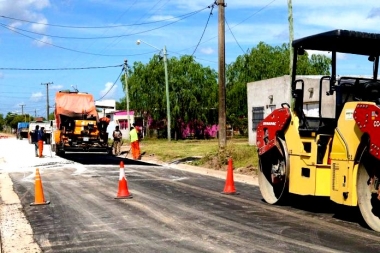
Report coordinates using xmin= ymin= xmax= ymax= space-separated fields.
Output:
xmin=95 ymin=100 xmax=116 ymax=118
xmin=247 ymin=75 xmax=336 ymax=145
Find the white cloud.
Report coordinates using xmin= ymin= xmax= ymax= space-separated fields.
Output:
xmin=99 ymin=82 xmax=117 ymax=99
xmin=50 ymin=84 xmax=63 ymax=90
xmin=30 ymin=18 xmax=48 ymax=33
xmin=300 ymin=11 xmax=380 ymax=31
xmin=33 ymin=36 xmax=52 ymax=47
xmin=149 ymin=15 xmax=177 ymax=22
xmin=0 ymin=0 xmax=50 ymax=19
xmin=200 ymin=47 xmax=214 ymax=55
xmin=0 ymin=0 xmax=51 ymax=46
xmin=30 ymin=92 xmax=43 ymax=102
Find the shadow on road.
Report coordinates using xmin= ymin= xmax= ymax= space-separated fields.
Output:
xmin=57 ymin=152 xmax=157 ymax=166
xmin=265 ymin=193 xmax=369 ymax=230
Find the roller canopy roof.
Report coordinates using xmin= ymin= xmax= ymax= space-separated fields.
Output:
xmin=292 ymin=29 xmax=380 ymax=56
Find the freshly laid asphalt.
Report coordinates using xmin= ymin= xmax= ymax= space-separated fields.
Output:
xmin=1 ymin=139 xmax=380 ymax=252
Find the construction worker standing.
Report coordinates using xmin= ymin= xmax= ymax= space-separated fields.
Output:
xmin=112 ymin=125 xmax=122 ymax=156
xmin=129 ymin=125 xmax=141 ymax=160
xmin=31 ymin=125 xmax=39 ymax=157
xmin=38 ymin=127 xmax=45 ymax=158
xmin=30 ymin=125 xmax=44 ymax=157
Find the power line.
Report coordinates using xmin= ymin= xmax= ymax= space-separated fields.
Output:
xmin=191 ymin=3 xmax=216 ymax=57
xmin=232 ymin=0 xmax=277 ymax=28
xmin=0 ymin=64 xmax=123 ymax=71
xmin=0 ymin=9 xmax=205 ymax=29
xmin=0 ymin=24 xmax=158 ymax=57
xmin=225 ymin=19 xmax=245 ymax=54
xmin=175 ymin=0 xmax=277 ymax=55
xmin=95 ymin=68 xmax=124 ymax=101
xmin=0 ymin=8 xmax=206 ymax=40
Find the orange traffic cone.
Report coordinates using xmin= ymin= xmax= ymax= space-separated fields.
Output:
xmin=115 ymin=161 xmax=133 ymax=199
xmin=30 ymin=168 xmax=50 ymax=206
xmin=222 ymin=158 xmax=239 ymax=195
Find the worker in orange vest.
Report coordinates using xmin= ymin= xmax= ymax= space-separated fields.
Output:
xmin=129 ymin=125 xmax=141 ymax=160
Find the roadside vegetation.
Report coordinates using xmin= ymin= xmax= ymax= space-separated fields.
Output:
xmin=136 ymin=137 xmax=258 ymax=176
xmin=1 ymin=42 xmax=330 ymax=174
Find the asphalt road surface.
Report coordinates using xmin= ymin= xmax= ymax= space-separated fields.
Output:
xmin=4 ymin=152 xmax=380 ymax=252
xmin=0 ymin=136 xmax=380 ymax=253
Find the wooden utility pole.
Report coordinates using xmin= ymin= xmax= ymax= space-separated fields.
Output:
xmin=20 ymin=104 xmax=25 ymax=115
xmin=20 ymin=104 xmax=26 ymax=121
xmin=41 ymin=82 xmax=53 ymax=120
xmin=288 ymin=0 xmax=294 ymax=76
xmin=217 ymin=0 xmax=227 ymax=158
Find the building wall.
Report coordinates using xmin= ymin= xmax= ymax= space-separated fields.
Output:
xmin=108 ymin=111 xmax=135 ymax=141
xmin=96 ymin=100 xmax=116 ymax=118
xmin=247 ymin=75 xmax=336 ymax=146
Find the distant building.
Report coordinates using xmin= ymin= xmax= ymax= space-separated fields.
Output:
xmin=106 ymin=110 xmax=136 ymax=140
xmin=247 ymin=75 xmax=336 ymax=146
xmin=95 ymin=100 xmax=116 ymax=118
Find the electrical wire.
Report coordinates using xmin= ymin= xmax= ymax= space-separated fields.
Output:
xmin=225 ymin=19 xmax=245 ymax=54
xmin=0 ymin=9 xmax=204 ymax=29
xmin=95 ymin=68 xmax=124 ymax=101
xmin=232 ymin=0 xmax=277 ymax=28
xmin=190 ymin=3 xmax=215 ymax=57
xmin=0 ymin=23 xmax=157 ymax=57
xmin=0 ymin=9 xmax=205 ymax=40
xmin=0 ymin=64 xmax=123 ymax=71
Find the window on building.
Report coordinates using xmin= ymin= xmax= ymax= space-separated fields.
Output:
xmin=252 ymin=106 xmax=264 ymax=131
xmin=118 ymin=120 xmax=129 ymax=130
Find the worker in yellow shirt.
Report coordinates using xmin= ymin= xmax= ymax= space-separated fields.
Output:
xmin=129 ymin=126 xmax=141 ymax=160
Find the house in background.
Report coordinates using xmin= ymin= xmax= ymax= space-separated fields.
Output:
xmin=247 ymin=75 xmax=336 ymax=146
xmin=95 ymin=100 xmax=145 ymax=140
xmin=95 ymin=100 xmax=116 ymax=117
xmin=110 ymin=110 xmax=135 ymax=140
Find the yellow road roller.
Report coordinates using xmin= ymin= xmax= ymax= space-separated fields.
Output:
xmin=256 ymin=29 xmax=380 ymax=232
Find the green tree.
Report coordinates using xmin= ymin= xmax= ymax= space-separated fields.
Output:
xmin=5 ymin=113 xmax=25 ymax=130
xmin=0 ymin=114 xmax=5 ymax=131
xmin=120 ymin=55 xmax=218 ymax=139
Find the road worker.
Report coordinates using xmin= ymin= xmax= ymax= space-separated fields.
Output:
xmin=112 ymin=125 xmax=122 ymax=156
xmin=129 ymin=125 xmax=141 ymax=160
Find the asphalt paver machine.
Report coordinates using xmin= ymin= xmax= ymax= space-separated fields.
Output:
xmin=256 ymin=29 xmax=380 ymax=232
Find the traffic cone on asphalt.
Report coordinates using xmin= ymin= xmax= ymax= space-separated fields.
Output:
xmin=30 ymin=168 xmax=50 ymax=206
xmin=222 ymin=158 xmax=239 ymax=195
xmin=115 ymin=161 xmax=133 ymax=199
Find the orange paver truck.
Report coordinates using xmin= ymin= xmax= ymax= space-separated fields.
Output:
xmin=52 ymin=91 xmax=111 ymax=156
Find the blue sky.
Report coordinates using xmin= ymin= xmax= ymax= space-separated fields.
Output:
xmin=1 ymin=0 xmax=380 ymax=117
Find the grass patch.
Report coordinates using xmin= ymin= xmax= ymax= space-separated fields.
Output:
xmin=138 ymin=138 xmax=259 ymax=174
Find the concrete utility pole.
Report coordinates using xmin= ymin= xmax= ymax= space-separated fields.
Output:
xmin=34 ymin=109 xmax=37 ymax=118
xmin=163 ymin=46 xmax=171 ymax=141
xmin=41 ymin=82 xmax=53 ymax=120
xmin=136 ymin=39 xmax=171 ymax=141
xmin=288 ymin=0 xmax=294 ymax=76
xmin=124 ymin=60 xmax=130 ymax=140
xmin=217 ymin=0 xmax=227 ymax=154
